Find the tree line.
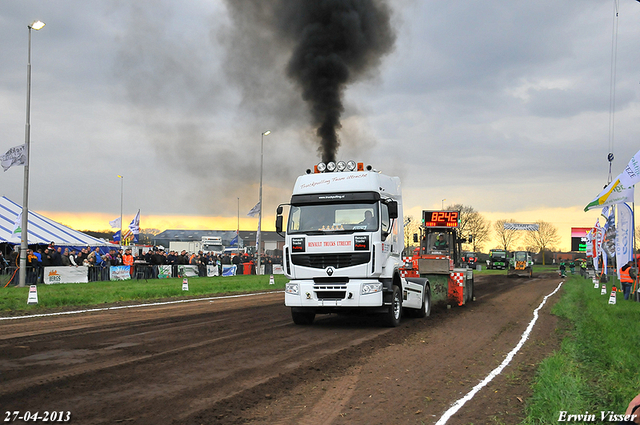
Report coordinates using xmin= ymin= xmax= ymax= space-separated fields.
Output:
xmin=404 ymin=203 xmax=561 ymax=260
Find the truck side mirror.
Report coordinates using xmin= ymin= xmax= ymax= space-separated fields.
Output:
xmin=387 ymin=201 xmax=398 ymax=219
xmin=413 ymin=234 xmax=418 ymax=243
xmin=276 ymin=205 xmax=283 ymax=215
xmin=275 ymin=215 xmax=283 ymax=233
xmin=468 ymin=235 xmax=473 ymax=243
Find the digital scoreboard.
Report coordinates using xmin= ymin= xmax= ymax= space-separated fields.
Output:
xmin=570 ymin=227 xmax=591 ymax=252
xmin=422 ymin=210 xmax=460 ymax=228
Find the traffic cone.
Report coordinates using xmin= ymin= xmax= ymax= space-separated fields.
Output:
xmin=269 ymin=275 xmax=275 ymax=285
xmin=601 ymin=284 xmax=607 ymax=295
xmin=182 ymin=278 xmax=189 ymax=291
xmin=609 ymin=286 xmax=617 ymax=305
xmin=593 ymin=279 xmax=599 ymax=289
xmin=27 ymin=285 xmax=38 ymax=305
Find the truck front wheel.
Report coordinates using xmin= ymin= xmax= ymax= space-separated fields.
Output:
xmin=384 ymin=285 xmax=402 ymax=327
xmin=291 ymin=308 xmax=315 ymax=325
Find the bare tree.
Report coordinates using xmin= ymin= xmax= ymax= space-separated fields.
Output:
xmin=448 ymin=203 xmax=490 ymax=252
xmin=524 ymin=221 xmax=560 ymax=265
xmin=493 ymin=219 xmax=522 ymax=251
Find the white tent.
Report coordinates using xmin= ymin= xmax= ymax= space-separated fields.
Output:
xmin=0 ymin=196 xmax=111 ymax=246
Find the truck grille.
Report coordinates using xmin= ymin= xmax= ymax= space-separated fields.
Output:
xmin=291 ymin=253 xmax=370 ymax=269
xmin=314 ymin=284 xmax=348 ymax=300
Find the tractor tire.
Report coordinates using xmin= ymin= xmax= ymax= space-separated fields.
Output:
xmin=383 ymin=285 xmax=402 ymax=327
xmin=466 ymin=279 xmax=475 ymax=303
xmin=291 ymin=308 xmax=315 ymax=325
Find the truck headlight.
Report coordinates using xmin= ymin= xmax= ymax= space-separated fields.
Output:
xmin=361 ymin=282 xmax=383 ymax=295
xmin=285 ymin=283 xmax=299 ymax=295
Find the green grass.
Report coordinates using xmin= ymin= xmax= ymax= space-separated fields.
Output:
xmin=521 ymin=274 xmax=640 ymax=423
xmin=0 ymin=274 xmax=287 ymax=315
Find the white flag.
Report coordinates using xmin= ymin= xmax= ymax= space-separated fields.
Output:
xmin=12 ymin=212 xmax=22 ymax=240
xmin=109 ymin=217 xmax=121 ymax=229
xmin=584 ymin=179 xmax=634 ymax=211
xmin=247 ymin=202 xmax=261 ymax=217
xmin=619 ymin=149 xmax=640 ymax=188
xmin=615 ymin=203 xmax=634 ymax=279
xmin=128 ymin=209 xmax=140 ymax=234
xmin=1 ymin=144 xmax=27 ymax=172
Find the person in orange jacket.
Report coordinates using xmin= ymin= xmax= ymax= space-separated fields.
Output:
xmin=620 ymin=260 xmax=637 ymax=301
xmin=122 ymin=248 xmax=135 ymax=276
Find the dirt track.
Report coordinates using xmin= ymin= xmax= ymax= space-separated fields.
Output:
xmin=0 ymin=273 xmax=564 ymax=424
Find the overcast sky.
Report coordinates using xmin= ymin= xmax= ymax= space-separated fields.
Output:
xmin=1 ymin=1 xmax=639 ymax=251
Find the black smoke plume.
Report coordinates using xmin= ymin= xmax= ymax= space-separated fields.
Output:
xmin=276 ymin=0 xmax=396 ymax=163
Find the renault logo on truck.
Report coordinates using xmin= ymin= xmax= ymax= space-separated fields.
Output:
xmin=326 ymin=267 xmax=335 ymax=276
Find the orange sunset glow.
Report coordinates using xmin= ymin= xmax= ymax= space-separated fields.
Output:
xmin=38 ymin=211 xmax=277 ymax=233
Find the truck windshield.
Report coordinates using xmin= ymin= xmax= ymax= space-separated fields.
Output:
xmin=288 ymin=203 xmax=379 ymax=234
xmin=491 ymin=251 xmax=506 ymax=259
xmin=514 ymin=252 xmax=527 ymax=261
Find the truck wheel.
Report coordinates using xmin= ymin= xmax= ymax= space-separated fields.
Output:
xmin=419 ymin=288 xmax=431 ymax=317
xmin=406 ymin=287 xmax=431 ymax=318
xmin=384 ymin=285 xmax=402 ymax=327
xmin=291 ymin=308 xmax=315 ymax=325
xmin=466 ymin=279 xmax=474 ymax=303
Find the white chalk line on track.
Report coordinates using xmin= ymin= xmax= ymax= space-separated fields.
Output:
xmin=0 ymin=291 xmax=284 ymax=321
xmin=435 ymin=281 xmax=564 ymax=425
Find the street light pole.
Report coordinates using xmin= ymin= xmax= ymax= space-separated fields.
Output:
xmin=18 ymin=20 xmax=45 ymax=288
xmin=118 ymin=175 xmax=123 ymax=248
xmin=257 ymin=130 xmax=271 ymax=275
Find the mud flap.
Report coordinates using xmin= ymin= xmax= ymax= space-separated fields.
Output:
xmin=448 ymin=272 xmax=465 ymax=306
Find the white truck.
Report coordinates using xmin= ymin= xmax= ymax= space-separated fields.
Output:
xmin=201 ymin=236 xmax=224 ymax=254
xmin=275 ymin=161 xmax=431 ymax=326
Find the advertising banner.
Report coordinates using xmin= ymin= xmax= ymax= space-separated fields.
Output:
xmin=206 ymin=265 xmax=219 ymax=277
xmin=594 ymin=221 xmax=603 ymax=272
xmin=615 ymin=203 xmax=634 ymax=279
xmin=110 ymin=266 xmax=131 ymax=281
xmin=43 ymin=266 xmax=89 ymax=284
xmin=222 ymin=265 xmax=237 ymax=276
xmin=178 ymin=265 xmax=199 ymax=277
xmin=503 ymin=223 xmax=539 ymax=231
xmin=272 ymin=264 xmax=284 ymax=274
xmin=158 ymin=265 xmax=172 ymax=279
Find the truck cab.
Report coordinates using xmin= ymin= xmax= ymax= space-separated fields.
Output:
xmin=508 ymin=251 xmax=533 ymax=278
xmin=276 ymin=161 xmax=430 ymax=326
xmin=488 ymin=249 xmax=508 ymax=270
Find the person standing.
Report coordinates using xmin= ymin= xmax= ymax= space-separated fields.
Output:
xmin=61 ymin=248 xmax=71 ymax=266
xmin=122 ymin=248 xmax=134 ymax=277
xmin=620 ymin=260 xmax=636 ymax=301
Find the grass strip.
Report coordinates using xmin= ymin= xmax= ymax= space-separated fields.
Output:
xmin=0 ymin=274 xmax=287 ymax=315
xmin=522 ymin=274 xmax=640 ymax=423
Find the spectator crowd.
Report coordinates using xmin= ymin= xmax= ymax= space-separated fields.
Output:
xmin=0 ymin=242 xmax=282 ymax=285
